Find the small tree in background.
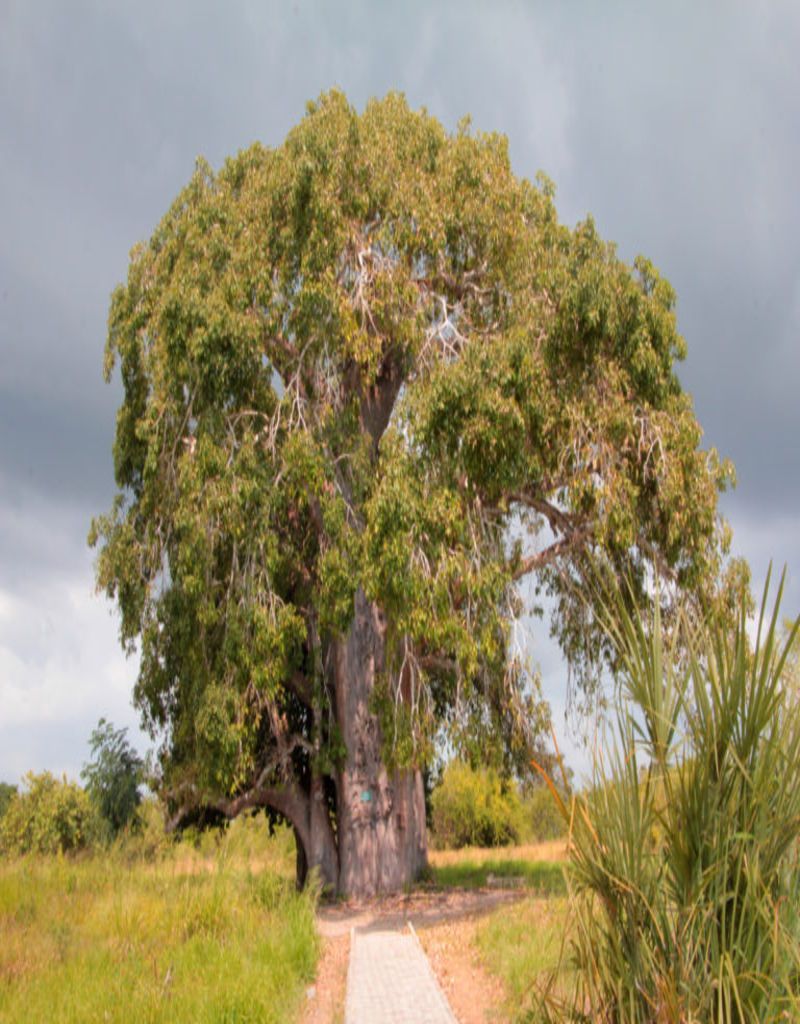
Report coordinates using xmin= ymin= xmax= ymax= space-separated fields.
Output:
xmin=81 ymin=719 xmax=143 ymax=838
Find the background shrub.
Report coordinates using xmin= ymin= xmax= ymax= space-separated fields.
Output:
xmin=0 ymin=771 xmax=99 ymax=855
xmin=0 ymin=782 xmax=16 ymax=820
xmin=112 ymin=796 xmax=172 ymax=861
xmin=521 ymin=784 xmax=567 ymax=842
xmin=431 ymin=761 xmax=524 ymax=848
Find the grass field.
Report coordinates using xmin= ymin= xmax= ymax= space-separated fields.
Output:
xmin=476 ymin=896 xmax=570 ymax=1016
xmin=428 ymin=838 xmax=567 ymax=894
xmin=428 ymin=838 xmax=567 ymax=867
xmin=1 ymin=819 xmax=570 ymax=1024
xmin=0 ymin=821 xmax=318 ymax=1024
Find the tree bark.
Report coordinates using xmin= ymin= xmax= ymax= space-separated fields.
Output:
xmin=333 ymin=588 xmax=428 ymax=898
xmin=307 ymin=768 xmax=340 ymax=891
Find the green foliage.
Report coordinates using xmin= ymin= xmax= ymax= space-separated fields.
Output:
xmin=537 ymin=570 xmax=800 ymax=1023
xmin=0 ymin=772 xmax=99 ymax=856
xmin=522 ymin=785 xmax=567 ymax=842
xmin=110 ymin=797 xmax=171 ymax=862
xmin=0 ymin=782 xmax=17 ymax=820
xmin=430 ymin=761 xmax=566 ymax=850
xmin=81 ymin=718 xmax=144 ymax=838
xmin=91 ymin=89 xmax=735 ymax=835
xmin=431 ymin=761 xmax=525 ymax=848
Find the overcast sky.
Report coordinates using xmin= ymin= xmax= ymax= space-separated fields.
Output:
xmin=1 ymin=0 xmax=798 ymax=785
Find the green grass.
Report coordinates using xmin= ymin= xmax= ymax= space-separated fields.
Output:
xmin=0 ymin=822 xmax=318 ymax=1024
xmin=430 ymin=857 xmax=565 ymax=894
xmin=475 ymin=897 xmax=570 ymax=1016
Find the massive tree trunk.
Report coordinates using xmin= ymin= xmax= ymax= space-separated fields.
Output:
xmin=332 ymin=588 xmax=428 ymax=898
xmin=271 ymin=587 xmax=427 ymax=898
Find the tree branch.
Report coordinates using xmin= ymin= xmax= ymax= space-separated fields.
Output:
xmin=165 ymin=775 xmax=312 ymax=842
xmin=508 ymin=492 xmax=574 ymax=534
xmin=358 ymin=350 xmax=404 ymax=447
xmin=212 ymin=779 xmax=308 ymax=824
xmin=417 ymin=653 xmax=458 ymax=675
xmin=511 ymin=526 xmax=594 ymax=581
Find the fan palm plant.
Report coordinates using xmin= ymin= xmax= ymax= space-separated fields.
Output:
xmin=536 ymin=568 xmax=800 ymax=1023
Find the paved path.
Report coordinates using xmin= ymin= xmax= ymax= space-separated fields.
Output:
xmin=344 ymin=923 xmax=458 ymax=1023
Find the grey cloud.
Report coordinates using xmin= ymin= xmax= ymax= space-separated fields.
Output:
xmin=0 ymin=713 xmax=149 ymax=787
xmin=0 ymin=477 xmax=98 ymax=589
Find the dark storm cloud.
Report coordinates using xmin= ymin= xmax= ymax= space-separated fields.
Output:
xmin=4 ymin=0 xmax=797 ymax=516
xmin=524 ymin=3 xmax=800 ymax=513
xmin=0 ymin=0 xmax=569 ymax=512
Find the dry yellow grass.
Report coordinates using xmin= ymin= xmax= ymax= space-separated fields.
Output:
xmin=428 ymin=838 xmax=567 ymax=868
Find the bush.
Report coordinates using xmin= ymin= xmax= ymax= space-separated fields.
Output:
xmin=431 ymin=761 xmax=524 ymax=848
xmin=522 ymin=784 xmax=567 ymax=842
xmin=112 ymin=796 xmax=171 ymax=861
xmin=0 ymin=771 xmax=99 ymax=856
xmin=538 ymin=570 xmax=800 ymax=1023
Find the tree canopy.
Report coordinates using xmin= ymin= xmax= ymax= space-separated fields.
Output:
xmin=91 ymin=91 xmax=736 ymax=893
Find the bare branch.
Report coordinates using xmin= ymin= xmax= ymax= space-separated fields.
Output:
xmin=511 ymin=526 xmax=594 ymax=581
xmin=508 ymin=492 xmax=574 ymax=534
xmin=417 ymin=653 xmax=458 ymax=675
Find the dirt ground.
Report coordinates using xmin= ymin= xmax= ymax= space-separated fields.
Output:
xmin=302 ymin=886 xmax=525 ymax=1023
xmin=417 ymin=914 xmax=509 ymax=1023
xmin=299 ymin=932 xmax=350 ymax=1024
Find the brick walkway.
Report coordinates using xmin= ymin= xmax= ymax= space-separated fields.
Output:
xmin=344 ymin=924 xmax=458 ymax=1023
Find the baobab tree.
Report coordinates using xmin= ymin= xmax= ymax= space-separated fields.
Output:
xmin=91 ymin=91 xmax=735 ymax=896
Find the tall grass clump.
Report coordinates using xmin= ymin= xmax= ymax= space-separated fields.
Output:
xmin=539 ymin=569 xmax=800 ymax=1023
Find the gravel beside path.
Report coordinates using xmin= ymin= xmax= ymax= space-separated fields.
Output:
xmin=344 ymin=923 xmax=458 ymax=1023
